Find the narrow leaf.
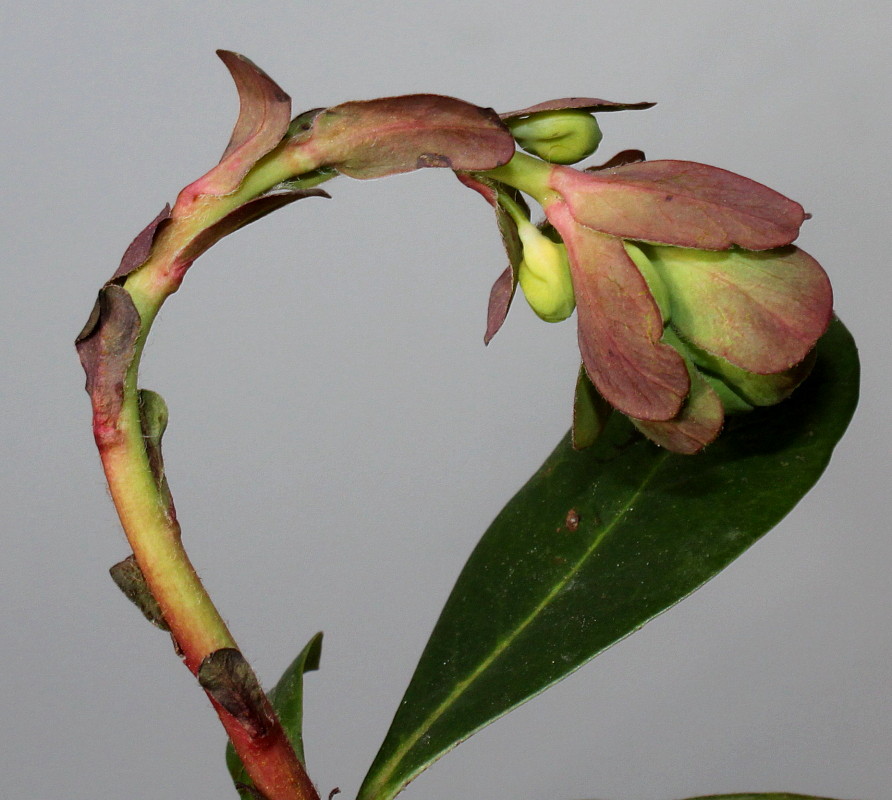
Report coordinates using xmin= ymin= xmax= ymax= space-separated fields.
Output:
xmin=358 ymin=319 xmax=858 ymax=800
xmin=500 ymin=98 xmax=655 ymax=120
xmin=456 ymin=173 xmax=526 ymax=344
xmin=551 ymin=160 xmax=807 ymax=250
xmin=226 ymin=633 xmax=323 ymax=792
xmin=679 ymin=795 xmax=853 ymax=800
xmin=179 ymin=187 xmax=329 ymax=263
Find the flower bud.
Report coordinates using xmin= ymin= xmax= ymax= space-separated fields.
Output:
xmin=516 ymin=221 xmax=576 ymax=322
xmin=507 ymin=110 xmax=603 ymax=164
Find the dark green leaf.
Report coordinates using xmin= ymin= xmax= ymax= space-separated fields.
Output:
xmin=358 ymin=318 xmax=858 ymax=800
xmin=226 ymin=633 xmax=323 ymax=794
xmin=572 ymin=364 xmax=612 ymax=449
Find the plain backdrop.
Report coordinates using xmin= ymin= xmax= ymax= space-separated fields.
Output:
xmin=2 ymin=2 xmax=890 ymax=799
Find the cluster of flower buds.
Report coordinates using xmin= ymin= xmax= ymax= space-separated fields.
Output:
xmin=465 ymin=100 xmax=832 ymax=454
xmin=109 ymin=53 xmax=831 ymax=458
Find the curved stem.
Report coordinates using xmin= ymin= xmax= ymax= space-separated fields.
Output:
xmin=90 ymin=154 xmax=327 ymax=800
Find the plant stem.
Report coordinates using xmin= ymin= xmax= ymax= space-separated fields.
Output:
xmin=476 ymin=151 xmax=559 ymax=207
xmin=90 ymin=155 xmax=325 ymax=800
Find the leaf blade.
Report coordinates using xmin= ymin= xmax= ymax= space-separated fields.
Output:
xmin=307 ymin=94 xmax=516 ymax=179
xmin=195 ymin=51 xmax=292 ymax=197
xmin=358 ymin=318 xmax=858 ymax=800
xmin=552 ymin=160 xmax=807 ymax=250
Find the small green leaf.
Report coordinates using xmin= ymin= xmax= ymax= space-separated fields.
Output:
xmin=571 ymin=365 xmax=612 ymax=449
xmin=137 ymin=389 xmax=173 ymax=511
xmin=358 ymin=318 xmax=858 ymax=800
xmin=226 ymin=633 xmax=323 ymax=794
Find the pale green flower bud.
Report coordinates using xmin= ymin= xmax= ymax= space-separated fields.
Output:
xmin=516 ymin=220 xmax=575 ymax=322
xmin=507 ymin=110 xmax=603 ymax=165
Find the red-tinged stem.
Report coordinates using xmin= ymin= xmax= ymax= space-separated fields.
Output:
xmin=99 ymin=406 xmax=319 ymax=800
xmin=91 ymin=151 xmax=326 ymax=800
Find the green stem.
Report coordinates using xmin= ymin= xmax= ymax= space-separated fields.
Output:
xmin=476 ymin=151 xmax=559 ymax=207
xmin=93 ymin=148 xmax=329 ymax=800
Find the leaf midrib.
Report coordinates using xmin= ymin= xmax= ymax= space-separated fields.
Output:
xmin=368 ymin=447 xmax=669 ymax=799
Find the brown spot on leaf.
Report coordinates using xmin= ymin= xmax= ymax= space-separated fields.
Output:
xmin=415 ymin=152 xmax=453 ymax=168
xmin=565 ymin=509 xmax=580 ymax=531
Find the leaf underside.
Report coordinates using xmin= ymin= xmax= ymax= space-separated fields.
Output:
xmin=358 ymin=319 xmax=858 ymax=800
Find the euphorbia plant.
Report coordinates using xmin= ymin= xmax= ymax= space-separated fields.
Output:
xmin=76 ymin=52 xmax=859 ymax=800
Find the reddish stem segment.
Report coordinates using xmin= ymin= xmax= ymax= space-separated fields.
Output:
xmin=87 ymin=182 xmax=322 ymax=800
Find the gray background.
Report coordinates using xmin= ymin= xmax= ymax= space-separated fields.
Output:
xmin=2 ymin=2 xmax=890 ymax=799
